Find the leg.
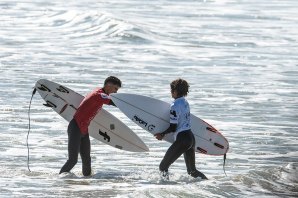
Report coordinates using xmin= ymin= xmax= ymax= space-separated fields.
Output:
xmin=184 ymin=131 xmax=196 ymax=173
xmin=80 ymin=133 xmax=91 ymax=176
xmin=184 ymin=132 xmax=207 ymax=179
xmin=159 ymin=141 xmax=185 ymax=173
xmin=183 ymin=144 xmax=196 ymax=174
xmin=159 ymin=132 xmax=191 ymax=173
xmin=59 ymin=119 xmax=81 ymax=174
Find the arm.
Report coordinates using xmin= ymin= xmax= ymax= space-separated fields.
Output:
xmin=155 ymin=103 xmax=178 ymax=140
xmin=154 ymin=123 xmax=177 ymax=140
xmin=99 ymin=92 xmax=116 ymax=106
xmin=161 ymin=123 xmax=177 ymax=136
xmin=108 ymin=99 xmax=116 ymax=107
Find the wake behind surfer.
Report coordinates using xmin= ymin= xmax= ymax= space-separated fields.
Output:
xmin=59 ymin=76 xmax=121 ymax=176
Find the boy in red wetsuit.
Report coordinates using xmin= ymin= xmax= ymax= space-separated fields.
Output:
xmin=59 ymin=76 xmax=121 ymax=176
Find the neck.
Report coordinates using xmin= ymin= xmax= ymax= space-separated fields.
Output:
xmin=102 ymin=87 xmax=108 ymax=94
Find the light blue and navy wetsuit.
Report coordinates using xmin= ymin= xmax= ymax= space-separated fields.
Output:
xmin=159 ymin=97 xmax=207 ymax=179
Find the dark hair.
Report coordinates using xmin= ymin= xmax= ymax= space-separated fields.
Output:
xmin=170 ymin=78 xmax=189 ymax=97
xmin=104 ymin=76 xmax=122 ymax=87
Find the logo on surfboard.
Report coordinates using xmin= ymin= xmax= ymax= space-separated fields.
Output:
xmin=98 ymin=129 xmax=111 ymax=142
xmin=132 ymin=115 xmax=156 ymax=131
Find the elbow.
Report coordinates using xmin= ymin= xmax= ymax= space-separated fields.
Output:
xmin=170 ymin=123 xmax=177 ymax=132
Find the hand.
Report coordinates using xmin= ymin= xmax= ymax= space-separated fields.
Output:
xmin=154 ymin=133 xmax=164 ymax=141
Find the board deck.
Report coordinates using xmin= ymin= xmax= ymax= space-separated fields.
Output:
xmin=111 ymin=93 xmax=229 ymax=155
xmin=35 ymin=79 xmax=149 ymax=152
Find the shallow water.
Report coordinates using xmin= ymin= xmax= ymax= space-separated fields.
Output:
xmin=0 ymin=0 xmax=297 ymax=197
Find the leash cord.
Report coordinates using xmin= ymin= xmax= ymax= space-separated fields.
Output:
xmin=27 ymin=88 xmax=36 ymax=172
xmin=223 ymin=154 xmax=227 ymax=176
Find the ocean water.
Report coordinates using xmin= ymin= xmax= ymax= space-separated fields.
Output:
xmin=0 ymin=0 xmax=297 ymax=197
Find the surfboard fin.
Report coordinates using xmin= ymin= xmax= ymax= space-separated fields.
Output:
xmin=57 ymin=86 xmax=69 ymax=93
xmin=37 ymin=84 xmax=51 ymax=92
xmin=43 ymin=101 xmax=57 ymax=108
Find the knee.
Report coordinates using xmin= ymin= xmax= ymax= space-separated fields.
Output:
xmin=68 ymin=157 xmax=78 ymax=167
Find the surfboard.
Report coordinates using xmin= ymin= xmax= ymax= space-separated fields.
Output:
xmin=110 ymin=93 xmax=229 ymax=155
xmin=35 ymin=79 xmax=149 ymax=152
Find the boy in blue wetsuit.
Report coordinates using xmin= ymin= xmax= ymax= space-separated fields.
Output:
xmin=154 ymin=78 xmax=208 ymax=180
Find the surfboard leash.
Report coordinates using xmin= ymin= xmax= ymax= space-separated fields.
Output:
xmin=27 ymin=87 xmax=37 ymax=172
xmin=223 ymin=153 xmax=227 ymax=176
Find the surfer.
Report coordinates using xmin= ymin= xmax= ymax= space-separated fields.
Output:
xmin=59 ymin=76 xmax=122 ymax=176
xmin=154 ymin=78 xmax=208 ymax=180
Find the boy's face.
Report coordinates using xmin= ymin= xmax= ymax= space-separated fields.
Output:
xmin=104 ymin=83 xmax=120 ymax=94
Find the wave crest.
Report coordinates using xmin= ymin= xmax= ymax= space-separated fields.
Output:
xmin=39 ymin=10 xmax=152 ymax=42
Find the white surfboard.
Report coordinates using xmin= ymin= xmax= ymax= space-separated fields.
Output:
xmin=110 ymin=93 xmax=229 ymax=155
xmin=35 ymin=79 xmax=149 ymax=152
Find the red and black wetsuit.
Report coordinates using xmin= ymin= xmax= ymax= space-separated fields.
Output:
xmin=74 ymin=88 xmax=111 ymax=135
xmin=60 ymin=88 xmax=113 ymax=176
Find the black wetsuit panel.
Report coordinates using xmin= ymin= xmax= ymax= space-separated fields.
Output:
xmin=159 ymin=130 xmax=207 ymax=179
xmin=59 ymin=119 xmax=91 ymax=176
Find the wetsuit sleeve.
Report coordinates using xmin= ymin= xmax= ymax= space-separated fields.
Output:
xmin=109 ymin=100 xmax=116 ymax=107
xmin=160 ymin=103 xmax=178 ymax=136
xmin=160 ymin=123 xmax=177 ymax=137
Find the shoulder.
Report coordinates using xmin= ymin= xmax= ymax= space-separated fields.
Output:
xmin=173 ymin=97 xmax=186 ymax=106
xmin=95 ymin=88 xmax=111 ymax=100
xmin=171 ymin=100 xmax=177 ymax=109
xmin=100 ymin=92 xmax=110 ymax=99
